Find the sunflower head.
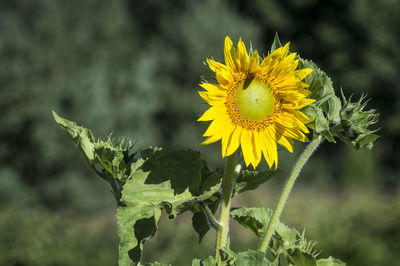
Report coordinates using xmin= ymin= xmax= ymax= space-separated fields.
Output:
xmin=198 ymin=36 xmax=315 ymax=169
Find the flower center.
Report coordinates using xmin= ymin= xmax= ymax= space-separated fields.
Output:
xmin=235 ymin=78 xmax=275 ymax=121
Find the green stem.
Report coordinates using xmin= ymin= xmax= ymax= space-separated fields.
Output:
xmin=200 ymin=202 xmax=222 ymax=230
xmin=215 ymin=151 xmax=238 ymax=264
xmin=258 ymin=134 xmax=323 ymax=252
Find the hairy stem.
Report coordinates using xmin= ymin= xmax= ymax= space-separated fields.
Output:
xmin=258 ymin=134 xmax=323 ymax=252
xmin=215 ymin=151 xmax=238 ymax=264
xmin=201 ymin=202 xmax=222 ymax=230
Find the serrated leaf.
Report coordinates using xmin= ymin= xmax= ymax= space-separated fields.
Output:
xmin=234 ymin=170 xmax=278 ymax=195
xmin=219 ymin=247 xmax=277 ymax=266
xmin=354 ymin=133 xmax=379 ymax=149
xmin=147 ymin=262 xmax=172 ymax=266
xmin=53 ymin=112 xmax=134 ymax=199
xmin=230 ymin=207 xmax=272 ymax=238
xmin=141 ymin=149 xmax=202 ymax=195
xmin=141 ymin=148 xmax=222 ymax=198
xmin=235 ymin=250 xmax=276 ymax=266
xmin=316 ymin=257 xmax=346 ymax=266
xmin=230 ymin=207 xmax=299 ymax=244
xmin=192 ymin=256 xmax=216 ymax=266
xmin=270 ymin=32 xmax=283 ymax=52
xmin=117 ymin=150 xmax=222 ymax=265
xmin=117 ymin=168 xmax=195 ymax=265
xmin=191 ymin=258 xmax=201 ymax=266
xmin=278 ymin=253 xmax=291 ymax=266
xmin=290 ymin=249 xmax=317 ymax=266
xmin=53 ymin=111 xmax=96 ymax=162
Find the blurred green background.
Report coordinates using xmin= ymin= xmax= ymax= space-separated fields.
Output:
xmin=1 ymin=0 xmax=399 ymax=265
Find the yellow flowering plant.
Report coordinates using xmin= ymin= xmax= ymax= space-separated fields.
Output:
xmin=53 ymin=34 xmax=378 ymax=266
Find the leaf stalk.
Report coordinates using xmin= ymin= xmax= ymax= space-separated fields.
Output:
xmin=200 ymin=202 xmax=222 ymax=230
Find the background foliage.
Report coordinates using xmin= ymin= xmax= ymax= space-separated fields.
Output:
xmin=0 ymin=0 xmax=398 ymax=265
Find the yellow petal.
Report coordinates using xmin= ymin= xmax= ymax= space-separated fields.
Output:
xmin=226 ymin=126 xmax=242 ymax=156
xmin=285 ymin=109 xmax=313 ymax=124
xmin=201 ymin=135 xmax=221 ymax=145
xmin=203 ymin=114 xmax=230 ymax=137
xmin=221 ymin=121 xmax=236 ymax=157
xmin=276 ymin=125 xmax=309 ymax=142
xmin=260 ymin=129 xmax=277 ymax=169
xmin=240 ymin=128 xmax=255 ymax=167
xmin=248 ymin=50 xmax=260 ymax=74
xmin=200 ymin=83 xmax=227 ymax=93
xmin=295 ymin=68 xmax=313 ymax=81
xmin=252 ymin=130 xmax=263 ymax=168
xmin=277 ymin=134 xmax=294 ymax=153
xmin=237 ymin=38 xmax=249 ymax=72
xmin=198 ymin=91 xmax=226 ymax=105
xmin=281 ymin=98 xmax=316 ymax=109
xmin=279 ymin=42 xmax=290 ymax=60
xmin=279 ymin=89 xmax=311 ymax=102
xmin=276 ymin=113 xmax=309 ymax=133
xmin=198 ymin=105 xmax=226 ymax=121
xmin=216 ymin=71 xmax=232 ymax=86
xmin=206 ymin=59 xmax=234 ymax=86
xmin=264 ymin=128 xmax=278 ymax=169
xmin=224 ymin=36 xmax=237 ymax=71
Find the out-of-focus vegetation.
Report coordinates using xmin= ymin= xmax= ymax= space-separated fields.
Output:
xmin=0 ymin=0 xmax=398 ymax=265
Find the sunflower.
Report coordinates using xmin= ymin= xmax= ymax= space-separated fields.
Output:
xmin=198 ymin=36 xmax=315 ymax=168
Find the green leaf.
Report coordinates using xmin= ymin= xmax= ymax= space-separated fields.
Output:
xmin=316 ymin=257 xmax=346 ymax=266
xmin=53 ymin=111 xmax=96 ymax=162
xmin=230 ymin=207 xmax=299 ymax=244
xmin=289 ymin=249 xmax=317 ymax=266
xmin=230 ymin=207 xmax=272 ymax=238
xmin=234 ymin=170 xmax=277 ymax=195
xmin=235 ymin=250 xmax=277 ymax=266
xmin=192 ymin=212 xmax=210 ymax=242
xmin=141 ymin=148 xmax=203 ymax=196
xmin=147 ymin=262 xmax=172 ymax=266
xmin=117 ymin=166 xmax=199 ymax=265
xmin=219 ymin=247 xmax=278 ymax=266
xmin=117 ymin=149 xmax=222 ymax=265
xmin=141 ymin=148 xmax=222 ymax=199
xmin=53 ymin=112 xmax=134 ymax=200
xmin=229 ymin=207 xmax=298 ymax=243
xmin=192 ymin=256 xmax=216 ymax=266
xmin=270 ymin=32 xmax=283 ymax=52
xmin=191 ymin=259 xmax=201 ymax=266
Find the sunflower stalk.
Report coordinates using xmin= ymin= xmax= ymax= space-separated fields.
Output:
xmin=258 ymin=134 xmax=323 ymax=252
xmin=215 ymin=151 xmax=239 ymax=264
